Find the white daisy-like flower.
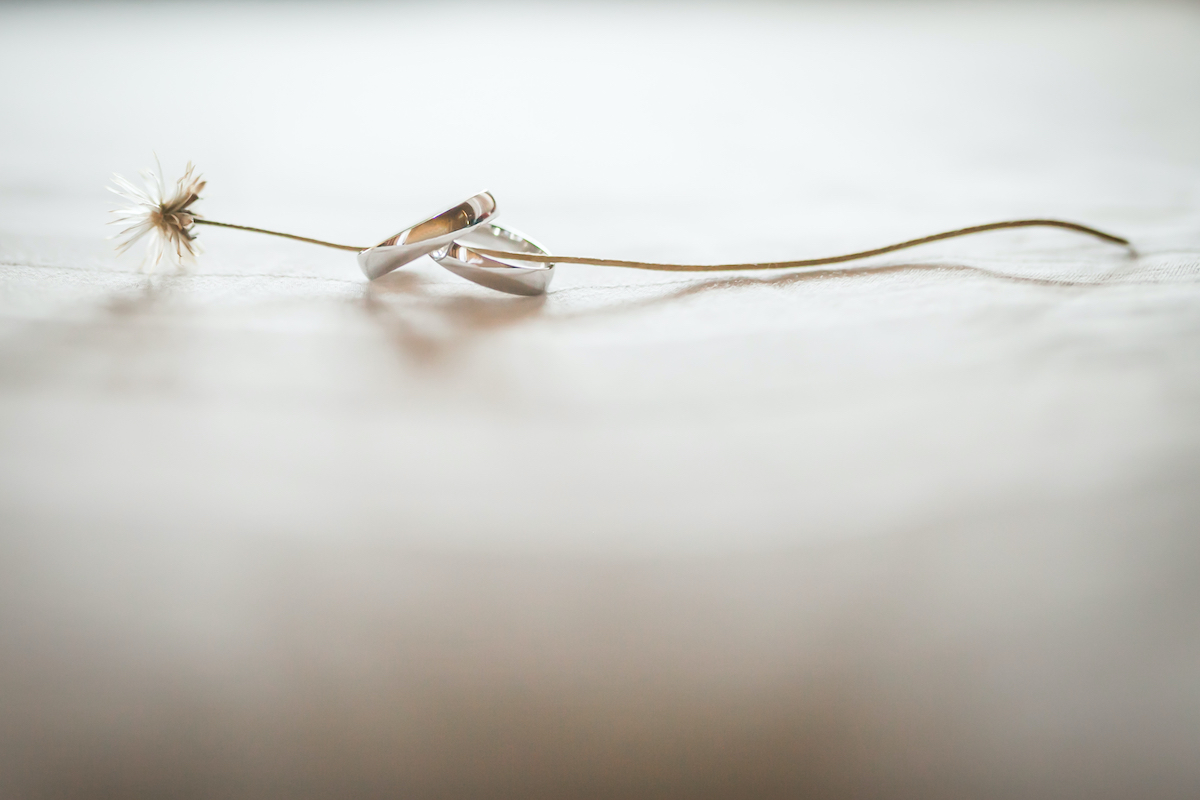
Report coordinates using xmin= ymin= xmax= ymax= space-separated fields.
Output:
xmin=108 ymin=158 xmax=206 ymax=270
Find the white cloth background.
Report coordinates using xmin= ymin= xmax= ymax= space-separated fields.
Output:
xmin=1 ymin=2 xmax=1198 ymax=798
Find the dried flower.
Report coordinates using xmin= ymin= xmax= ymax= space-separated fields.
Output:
xmin=108 ymin=158 xmax=206 ymax=270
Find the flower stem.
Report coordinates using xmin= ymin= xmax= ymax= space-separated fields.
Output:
xmin=468 ymin=219 xmax=1133 ymax=272
xmin=194 ymin=219 xmax=366 ymax=252
xmin=195 ymin=217 xmax=1133 ymax=273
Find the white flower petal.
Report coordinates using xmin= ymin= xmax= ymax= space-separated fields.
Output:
xmin=110 ymin=174 xmax=155 ymax=205
xmin=144 ymin=234 xmax=164 ymax=272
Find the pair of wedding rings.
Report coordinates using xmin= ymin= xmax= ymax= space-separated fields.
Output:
xmin=357 ymin=192 xmax=552 ymax=296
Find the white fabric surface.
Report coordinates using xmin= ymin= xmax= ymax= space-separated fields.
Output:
xmin=1 ymin=2 xmax=1199 ymax=797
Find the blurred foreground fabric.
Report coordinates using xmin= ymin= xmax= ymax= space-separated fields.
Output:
xmin=1 ymin=2 xmax=1198 ymax=798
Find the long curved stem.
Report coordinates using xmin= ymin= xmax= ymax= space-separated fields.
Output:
xmin=470 ymin=219 xmax=1132 ymax=272
xmin=195 ymin=216 xmax=1132 ymax=273
xmin=194 ymin=219 xmax=366 ymax=252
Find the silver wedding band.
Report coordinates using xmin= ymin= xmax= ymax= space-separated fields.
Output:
xmin=357 ymin=191 xmax=498 ymax=281
xmin=433 ymin=224 xmax=554 ymax=297
xmin=357 ymin=192 xmax=554 ymax=296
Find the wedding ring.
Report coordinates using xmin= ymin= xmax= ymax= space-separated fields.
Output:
xmin=357 ymin=191 xmax=497 ymax=280
xmin=432 ymin=224 xmax=555 ymax=296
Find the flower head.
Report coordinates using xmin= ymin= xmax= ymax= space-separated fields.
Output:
xmin=108 ymin=158 xmax=206 ymax=270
